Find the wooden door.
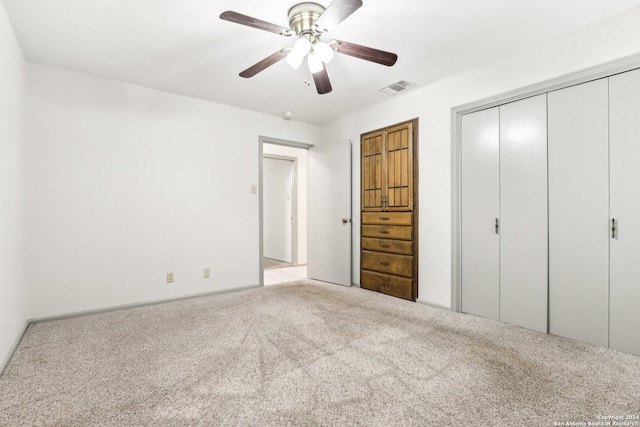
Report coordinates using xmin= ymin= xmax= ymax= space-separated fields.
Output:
xmin=609 ymin=68 xmax=640 ymax=357
xmin=360 ymin=119 xmax=418 ymax=301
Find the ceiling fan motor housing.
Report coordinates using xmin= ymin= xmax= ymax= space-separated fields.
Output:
xmin=288 ymin=3 xmax=325 ymax=37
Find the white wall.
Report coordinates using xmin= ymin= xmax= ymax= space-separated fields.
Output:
xmin=263 ymin=158 xmax=292 ymax=263
xmin=0 ymin=1 xmax=27 ymax=366
xmin=26 ymin=63 xmax=320 ymax=319
xmin=321 ymin=6 xmax=640 ymax=308
xmin=263 ymin=143 xmax=309 ymax=265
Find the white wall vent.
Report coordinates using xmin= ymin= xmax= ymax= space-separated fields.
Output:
xmin=380 ymin=80 xmax=415 ymax=95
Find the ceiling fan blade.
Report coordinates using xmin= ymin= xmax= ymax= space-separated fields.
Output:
xmin=220 ymin=11 xmax=291 ymax=36
xmin=333 ymin=40 xmax=398 ymax=66
xmin=314 ymin=0 xmax=363 ymax=32
xmin=239 ymin=50 xmax=288 ymax=78
xmin=312 ymin=65 xmax=332 ymax=95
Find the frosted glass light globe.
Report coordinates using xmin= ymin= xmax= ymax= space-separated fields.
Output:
xmin=307 ymin=52 xmax=323 ymax=74
xmin=314 ymin=41 xmax=334 ymax=63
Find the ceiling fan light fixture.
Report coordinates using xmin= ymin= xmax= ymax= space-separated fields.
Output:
xmin=285 ymin=50 xmax=305 ymax=69
xmin=285 ymin=37 xmax=312 ymax=69
xmin=292 ymin=37 xmax=312 ymax=56
xmin=307 ymin=52 xmax=323 ymax=74
xmin=313 ymin=41 xmax=334 ymax=63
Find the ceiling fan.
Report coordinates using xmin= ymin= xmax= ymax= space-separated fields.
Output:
xmin=219 ymin=0 xmax=398 ymax=95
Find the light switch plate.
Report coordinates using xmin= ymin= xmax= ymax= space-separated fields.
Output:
xmin=251 ymin=185 xmax=257 ymax=194
xmin=166 ymin=272 xmax=174 ymax=283
xmin=204 ymin=268 xmax=210 ymax=278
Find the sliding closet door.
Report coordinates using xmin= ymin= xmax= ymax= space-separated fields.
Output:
xmin=461 ymin=107 xmax=500 ymax=321
xmin=548 ymin=79 xmax=609 ymax=347
xmin=609 ymin=69 xmax=640 ymax=356
xmin=499 ymin=95 xmax=548 ymax=333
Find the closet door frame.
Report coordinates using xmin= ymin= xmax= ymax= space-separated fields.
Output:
xmin=452 ymin=52 xmax=640 ymax=313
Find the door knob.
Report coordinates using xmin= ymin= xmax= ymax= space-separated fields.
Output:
xmin=342 ymin=218 xmax=351 ymax=224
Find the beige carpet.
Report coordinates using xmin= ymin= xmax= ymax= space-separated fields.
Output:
xmin=1 ymin=281 xmax=639 ymax=426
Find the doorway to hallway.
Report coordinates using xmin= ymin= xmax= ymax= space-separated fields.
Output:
xmin=263 ymin=156 xmax=294 ymax=267
xmin=259 ymin=136 xmax=352 ymax=288
xmin=261 ymin=141 xmax=309 ymax=285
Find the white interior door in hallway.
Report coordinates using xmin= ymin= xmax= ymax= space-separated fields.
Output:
xmin=263 ymin=157 xmax=293 ymax=263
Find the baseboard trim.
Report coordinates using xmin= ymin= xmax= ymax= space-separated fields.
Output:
xmin=417 ymin=298 xmax=451 ymax=311
xmin=0 ymin=320 xmax=30 ymax=377
xmin=30 ymin=284 xmax=262 ymax=325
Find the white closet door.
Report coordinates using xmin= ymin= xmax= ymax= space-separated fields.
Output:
xmin=548 ymin=79 xmax=609 ymax=347
xmin=609 ymin=69 xmax=640 ymax=356
xmin=461 ymin=107 xmax=500 ymax=320
xmin=499 ymin=95 xmax=548 ymax=333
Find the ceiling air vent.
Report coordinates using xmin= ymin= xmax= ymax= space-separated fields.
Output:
xmin=380 ymin=80 xmax=415 ymax=96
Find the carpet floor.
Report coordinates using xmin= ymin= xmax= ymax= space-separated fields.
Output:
xmin=1 ymin=281 xmax=639 ymax=426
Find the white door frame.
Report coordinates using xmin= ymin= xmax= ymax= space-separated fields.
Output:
xmin=259 ymin=136 xmax=314 ymax=286
xmin=451 ymin=52 xmax=640 ymax=312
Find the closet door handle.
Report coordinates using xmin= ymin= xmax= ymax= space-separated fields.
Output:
xmin=612 ymin=218 xmax=617 ymax=239
xmin=495 ymin=218 xmax=499 ymax=235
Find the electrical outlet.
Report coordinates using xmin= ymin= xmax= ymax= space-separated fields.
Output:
xmin=166 ymin=272 xmax=174 ymax=283
xmin=204 ymin=268 xmax=210 ymax=279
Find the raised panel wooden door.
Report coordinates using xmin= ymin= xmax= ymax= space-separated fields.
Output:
xmin=385 ymin=122 xmax=413 ymax=211
xmin=609 ymin=68 xmax=640 ymax=357
xmin=548 ymin=78 xmax=610 ymax=348
xmin=361 ymin=131 xmax=384 ymax=211
xmin=360 ymin=119 xmax=417 ymax=301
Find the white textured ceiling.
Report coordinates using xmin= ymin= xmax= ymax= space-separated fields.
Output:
xmin=4 ymin=0 xmax=640 ymax=124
